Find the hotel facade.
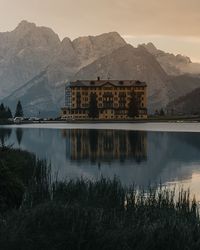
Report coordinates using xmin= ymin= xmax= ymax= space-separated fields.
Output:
xmin=61 ymin=78 xmax=147 ymax=120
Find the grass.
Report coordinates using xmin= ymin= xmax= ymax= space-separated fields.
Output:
xmin=1 ymin=147 xmax=200 ymax=249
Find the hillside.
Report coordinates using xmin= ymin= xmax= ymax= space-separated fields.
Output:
xmin=75 ymin=44 xmax=171 ymax=111
xmin=0 ymin=20 xmax=60 ymax=98
xmin=168 ymin=74 xmax=200 ymax=101
xmin=167 ymin=86 xmax=200 ymax=115
xmin=141 ymin=43 xmax=200 ymax=76
xmin=0 ymin=21 xmax=126 ymax=100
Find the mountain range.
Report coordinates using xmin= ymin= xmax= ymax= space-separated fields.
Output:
xmin=1 ymin=20 xmax=200 ymax=116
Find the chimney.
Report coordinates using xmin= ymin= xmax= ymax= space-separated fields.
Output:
xmin=97 ymin=76 xmax=100 ymax=81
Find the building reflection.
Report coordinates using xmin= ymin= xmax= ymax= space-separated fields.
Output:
xmin=62 ymin=129 xmax=147 ymax=164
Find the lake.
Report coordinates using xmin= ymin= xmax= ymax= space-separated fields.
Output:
xmin=1 ymin=123 xmax=200 ymax=199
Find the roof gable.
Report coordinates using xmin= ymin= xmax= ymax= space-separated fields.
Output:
xmin=101 ymin=82 xmax=116 ymax=87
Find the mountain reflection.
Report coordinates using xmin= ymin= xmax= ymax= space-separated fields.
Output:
xmin=62 ymin=129 xmax=147 ymax=164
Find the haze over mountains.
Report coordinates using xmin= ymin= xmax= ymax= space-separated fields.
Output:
xmin=141 ymin=43 xmax=200 ymax=76
xmin=1 ymin=21 xmax=200 ymax=116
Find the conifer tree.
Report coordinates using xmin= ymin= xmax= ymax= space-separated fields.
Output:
xmin=128 ymin=91 xmax=140 ymax=118
xmin=88 ymin=93 xmax=99 ymax=118
xmin=0 ymin=103 xmax=6 ymax=119
xmin=7 ymin=108 xmax=13 ymax=119
xmin=0 ymin=103 xmax=13 ymax=119
xmin=15 ymin=101 xmax=23 ymax=117
xmin=160 ymin=108 xmax=165 ymax=116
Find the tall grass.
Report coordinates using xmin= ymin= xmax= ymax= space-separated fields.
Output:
xmin=1 ymin=148 xmax=200 ymax=249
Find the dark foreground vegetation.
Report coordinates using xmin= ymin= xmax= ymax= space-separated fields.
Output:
xmin=1 ymin=147 xmax=200 ymax=250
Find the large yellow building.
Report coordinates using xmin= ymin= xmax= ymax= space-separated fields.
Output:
xmin=61 ymin=78 xmax=147 ymax=120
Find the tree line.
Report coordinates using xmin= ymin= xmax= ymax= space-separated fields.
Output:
xmin=0 ymin=101 xmax=23 ymax=120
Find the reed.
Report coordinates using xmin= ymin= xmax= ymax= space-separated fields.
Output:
xmin=1 ymin=148 xmax=200 ymax=250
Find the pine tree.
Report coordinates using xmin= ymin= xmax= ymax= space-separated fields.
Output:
xmin=0 ymin=103 xmax=13 ymax=120
xmin=128 ymin=91 xmax=140 ymax=118
xmin=15 ymin=101 xmax=24 ymax=117
xmin=160 ymin=108 xmax=165 ymax=116
xmin=88 ymin=93 xmax=99 ymax=118
xmin=7 ymin=108 xmax=13 ymax=119
xmin=0 ymin=103 xmax=6 ymax=119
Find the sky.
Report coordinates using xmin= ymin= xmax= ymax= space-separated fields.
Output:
xmin=0 ymin=0 xmax=200 ymax=61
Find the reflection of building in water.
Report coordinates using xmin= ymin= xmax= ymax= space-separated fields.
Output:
xmin=62 ymin=129 xmax=147 ymax=163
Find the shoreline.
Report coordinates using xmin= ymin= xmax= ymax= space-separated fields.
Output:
xmin=1 ymin=121 xmax=200 ymax=133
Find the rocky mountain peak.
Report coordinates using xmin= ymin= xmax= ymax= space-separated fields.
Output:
xmin=141 ymin=42 xmax=158 ymax=54
xmin=175 ymin=54 xmax=191 ymax=64
xmin=140 ymin=42 xmax=195 ymax=75
xmin=72 ymin=31 xmax=126 ymax=67
xmin=14 ymin=20 xmax=36 ymax=33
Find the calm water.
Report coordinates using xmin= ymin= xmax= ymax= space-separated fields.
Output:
xmin=2 ymin=125 xmax=200 ymax=199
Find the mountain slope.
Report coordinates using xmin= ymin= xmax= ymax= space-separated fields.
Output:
xmin=167 ymin=86 xmax=200 ymax=115
xmin=168 ymin=74 xmax=200 ymax=101
xmin=75 ymin=44 xmax=171 ymax=111
xmin=141 ymin=43 xmax=200 ymax=76
xmin=3 ymin=30 xmax=127 ymax=116
xmin=0 ymin=21 xmax=61 ymax=98
xmin=45 ymin=31 xmax=127 ymax=87
xmin=72 ymin=32 xmax=126 ymax=67
xmin=0 ymin=20 xmax=126 ymax=100
xmin=3 ymin=71 xmax=64 ymax=117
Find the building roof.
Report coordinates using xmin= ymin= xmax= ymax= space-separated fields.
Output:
xmin=67 ymin=79 xmax=147 ymax=87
